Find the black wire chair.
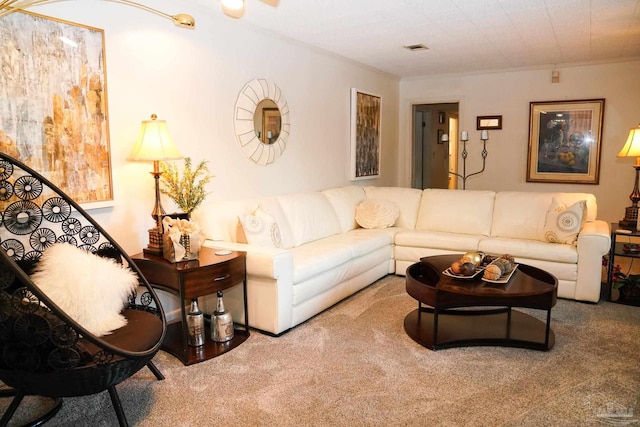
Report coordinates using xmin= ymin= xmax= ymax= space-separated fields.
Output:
xmin=0 ymin=153 xmax=166 ymax=426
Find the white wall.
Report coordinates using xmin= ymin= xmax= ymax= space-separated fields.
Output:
xmin=25 ymin=0 xmax=400 ymax=254
xmin=399 ymin=60 xmax=640 ymax=225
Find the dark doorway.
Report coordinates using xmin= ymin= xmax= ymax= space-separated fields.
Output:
xmin=412 ymin=103 xmax=459 ymax=190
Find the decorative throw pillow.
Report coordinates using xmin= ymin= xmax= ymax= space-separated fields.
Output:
xmin=239 ymin=206 xmax=283 ymax=248
xmin=30 ymin=243 xmax=139 ymax=337
xmin=355 ymin=199 xmax=400 ymax=229
xmin=541 ymin=198 xmax=587 ymax=245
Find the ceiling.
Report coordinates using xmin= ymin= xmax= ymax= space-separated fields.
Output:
xmin=197 ymin=0 xmax=640 ymax=78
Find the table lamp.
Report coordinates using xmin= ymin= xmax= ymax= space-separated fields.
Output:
xmin=129 ymin=114 xmax=183 ymax=255
xmin=617 ymin=124 xmax=640 ymax=229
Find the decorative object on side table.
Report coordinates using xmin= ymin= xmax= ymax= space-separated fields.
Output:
xmin=162 ymin=217 xmax=201 ymax=262
xmin=211 ymin=291 xmax=234 ymax=343
xmin=187 ymin=298 xmax=205 ymax=346
xmin=159 ymin=157 xmax=213 ymax=215
xmin=129 ymin=114 xmax=183 ymax=255
xmin=616 ymin=124 xmax=640 ymax=229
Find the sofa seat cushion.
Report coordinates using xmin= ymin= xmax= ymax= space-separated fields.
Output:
xmin=478 ymin=237 xmax=578 ymax=264
xmin=415 ymin=189 xmax=496 ymax=236
xmin=290 ymin=230 xmax=392 ymax=284
xmin=395 ymin=230 xmax=483 ymax=251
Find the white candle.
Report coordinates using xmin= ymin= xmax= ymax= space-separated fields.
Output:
xmin=481 ymin=130 xmax=489 ymax=140
xmin=441 ymin=133 xmax=449 ymax=142
xmin=461 ymin=131 xmax=469 ymax=141
xmin=267 ymin=131 xmax=273 ymax=138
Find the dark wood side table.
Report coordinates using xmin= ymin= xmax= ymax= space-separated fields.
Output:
xmin=132 ymin=247 xmax=249 ymax=365
xmin=607 ymin=222 xmax=640 ymax=305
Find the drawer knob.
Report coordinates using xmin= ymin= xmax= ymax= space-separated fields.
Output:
xmin=214 ymin=274 xmax=230 ymax=281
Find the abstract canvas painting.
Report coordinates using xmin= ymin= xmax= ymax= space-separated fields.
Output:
xmin=0 ymin=11 xmax=112 ymax=204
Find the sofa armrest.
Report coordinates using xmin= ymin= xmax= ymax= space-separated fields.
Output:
xmin=201 ymin=240 xmax=293 ymax=280
xmin=575 ymin=220 xmax=611 ymax=302
xmin=578 ymin=220 xmax=611 ymax=254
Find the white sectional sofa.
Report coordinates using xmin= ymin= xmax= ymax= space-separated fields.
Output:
xmin=192 ymin=186 xmax=611 ymax=335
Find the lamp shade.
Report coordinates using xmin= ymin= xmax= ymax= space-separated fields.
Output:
xmin=618 ymin=125 xmax=640 ymax=160
xmin=129 ymin=114 xmax=183 ymax=161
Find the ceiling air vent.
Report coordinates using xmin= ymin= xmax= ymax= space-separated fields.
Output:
xmin=404 ymin=44 xmax=429 ymax=51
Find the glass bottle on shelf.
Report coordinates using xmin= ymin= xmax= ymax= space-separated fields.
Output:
xmin=211 ymin=291 xmax=234 ymax=343
xmin=187 ymin=298 xmax=205 ymax=346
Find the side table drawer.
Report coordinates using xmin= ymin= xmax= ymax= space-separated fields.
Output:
xmin=183 ymin=255 xmax=245 ymax=299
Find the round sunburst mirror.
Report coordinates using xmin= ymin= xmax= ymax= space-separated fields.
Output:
xmin=233 ymin=78 xmax=290 ymax=165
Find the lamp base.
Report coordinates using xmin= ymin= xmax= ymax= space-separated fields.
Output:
xmin=143 ymin=226 xmax=164 ymax=256
xmin=620 ymin=205 xmax=639 ymax=230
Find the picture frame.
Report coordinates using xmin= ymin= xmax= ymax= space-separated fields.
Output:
xmin=437 ymin=129 xmax=445 ymax=144
xmin=527 ymin=99 xmax=605 ymax=184
xmin=350 ymin=88 xmax=381 ymax=180
xmin=476 ymin=115 xmax=502 ymax=130
xmin=0 ymin=11 xmax=113 ymax=207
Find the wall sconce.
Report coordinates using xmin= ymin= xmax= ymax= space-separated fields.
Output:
xmin=129 ymin=114 xmax=183 ymax=255
xmin=0 ymin=0 xmax=196 ymax=28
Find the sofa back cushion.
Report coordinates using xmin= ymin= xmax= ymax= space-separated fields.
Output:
xmin=491 ymin=191 xmax=597 ymax=240
xmin=363 ymin=186 xmax=423 ymax=229
xmin=276 ymin=192 xmax=342 ymax=247
xmin=321 ymin=186 xmax=366 ymax=233
xmin=192 ymin=198 xmax=260 ymax=242
xmin=415 ymin=189 xmax=496 ymax=235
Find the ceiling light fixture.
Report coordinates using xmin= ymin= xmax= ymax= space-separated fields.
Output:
xmin=0 ymin=0 xmax=196 ymax=28
xmin=220 ymin=0 xmax=278 ymax=20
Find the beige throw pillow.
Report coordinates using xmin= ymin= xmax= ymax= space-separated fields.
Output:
xmin=239 ymin=206 xmax=283 ymax=248
xmin=541 ymin=197 xmax=586 ymax=245
xmin=355 ymin=199 xmax=400 ymax=229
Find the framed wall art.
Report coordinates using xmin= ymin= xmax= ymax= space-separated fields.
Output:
xmin=0 ymin=11 xmax=113 ymax=206
xmin=476 ymin=115 xmax=502 ymax=130
xmin=350 ymin=88 xmax=381 ymax=180
xmin=527 ymin=99 xmax=605 ymax=184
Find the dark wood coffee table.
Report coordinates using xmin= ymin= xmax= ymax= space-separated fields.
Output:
xmin=404 ymin=254 xmax=558 ymax=351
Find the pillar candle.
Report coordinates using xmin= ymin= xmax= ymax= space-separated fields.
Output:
xmin=481 ymin=130 xmax=489 ymax=140
xmin=461 ymin=131 xmax=469 ymax=141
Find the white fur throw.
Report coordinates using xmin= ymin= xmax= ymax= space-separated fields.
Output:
xmin=355 ymin=199 xmax=400 ymax=229
xmin=30 ymin=244 xmax=138 ymax=337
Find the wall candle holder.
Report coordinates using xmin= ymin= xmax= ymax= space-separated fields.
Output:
xmin=444 ymin=130 xmax=489 ymax=190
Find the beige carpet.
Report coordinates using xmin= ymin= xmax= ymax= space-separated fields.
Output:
xmin=3 ymin=275 xmax=640 ymax=426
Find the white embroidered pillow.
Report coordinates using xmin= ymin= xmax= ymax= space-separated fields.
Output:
xmin=30 ymin=243 xmax=139 ymax=337
xmin=541 ymin=198 xmax=586 ymax=245
xmin=355 ymin=199 xmax=400 ymax=229
xmin=239 ymin=206 xmax=283 ymax=248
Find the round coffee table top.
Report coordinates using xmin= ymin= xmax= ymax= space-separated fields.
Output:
xmin=406 ymin=254 xmax=558 ymax=310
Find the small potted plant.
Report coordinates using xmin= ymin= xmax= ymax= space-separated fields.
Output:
xmin=159 ymin=157 xmax=213 ymax=215
xmin=612 ymin=265 xmax=640 ymax=305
